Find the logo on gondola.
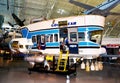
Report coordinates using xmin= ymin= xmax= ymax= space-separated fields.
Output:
xmin=51 ymin=21 xmax=76 ymax=27
xmin=70 ymin=45 xmax=77 ymax=48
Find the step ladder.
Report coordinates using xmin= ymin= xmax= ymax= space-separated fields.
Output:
xmin=56 ymin=51 xmax=69 ymax=72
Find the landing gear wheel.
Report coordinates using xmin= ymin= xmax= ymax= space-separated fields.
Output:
xmin=44 ymin=66 xmax=48 ymax=71
xmin=44 ymin=65 xmax=50 ymax=71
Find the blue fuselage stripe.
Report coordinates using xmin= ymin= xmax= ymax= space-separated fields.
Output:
xmin=21 ymin=26 xmax=102 ymax=47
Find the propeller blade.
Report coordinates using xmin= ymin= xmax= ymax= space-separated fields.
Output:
xmin=8 ymin=22 xmax=14 ymax=27
xmin=12 ymin=13 xmax=25 ymax=26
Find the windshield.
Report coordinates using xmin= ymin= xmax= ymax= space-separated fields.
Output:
xmin=70 ymin=32 xmax=77 ymax=42
xmin=11 ymin=41 xmax=19 ymax=49
xmin=90 ymin=30 xmax=103 ymax=44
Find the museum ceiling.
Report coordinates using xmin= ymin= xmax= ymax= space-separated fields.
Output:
xmin=0 ymin=0 xmax=120 ymax=28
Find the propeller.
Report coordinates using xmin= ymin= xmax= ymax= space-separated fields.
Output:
xmin=12 ymin=13 xmax=25 ymax=26
xmin=8 ymin=22 xmax=14 ymax=27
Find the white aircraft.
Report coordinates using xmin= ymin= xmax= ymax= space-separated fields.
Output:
xmin=2 ymin=23 xmax=22 ymax=38
xmin=2 ymin=23 xmax=13 ymax=32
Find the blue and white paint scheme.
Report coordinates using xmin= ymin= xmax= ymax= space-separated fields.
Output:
xmin=9 ymin=15 xmax=106 ymax=59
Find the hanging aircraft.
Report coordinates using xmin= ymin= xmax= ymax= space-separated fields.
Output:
xmin=12 ymin=13 xmax=25 ymax=27
xmin=69 ymin=0 xmax=120 ymax=17
xmin=0 ymin=13 xmax=22 ymax=52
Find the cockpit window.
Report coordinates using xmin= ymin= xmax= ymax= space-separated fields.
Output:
xmin=54 ymin=34 xmax=58 ymax=42
xmin=78 ymin=32 xmax=85 ymax=41
xmin=19 ymin=45 xmax=23 ymax=48
xmin=11 ymin=41 xmax=19 ymax=48
xmin=32 ymin=36 xmax=37 ymax=42
xmin=41 ymin=35 xmax=45 ymax=43
xmin=90 ymin=30 xmax=102 ymax=44
xmin=70 ymin=32 xmax=77 ymax=42
xmin=26 ymin=45 xmax=29 ymax=49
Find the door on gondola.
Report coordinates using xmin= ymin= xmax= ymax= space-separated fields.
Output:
xmin=37 ymin=35 xmax=46 ymax=50
xmin=68 ymin=28 xmax=78 ymax=54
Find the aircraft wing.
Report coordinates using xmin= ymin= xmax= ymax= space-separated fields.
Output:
xmin=69 ymin=0 xmax=104 ymax=15
xmin=69 ymin=0 xmax=94 ymax=10
xmin=109 ymin=12 xmax=120 ymax=15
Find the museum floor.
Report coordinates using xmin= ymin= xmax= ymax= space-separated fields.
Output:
xmin=0 ymin=56 xmax=120 ymax=83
